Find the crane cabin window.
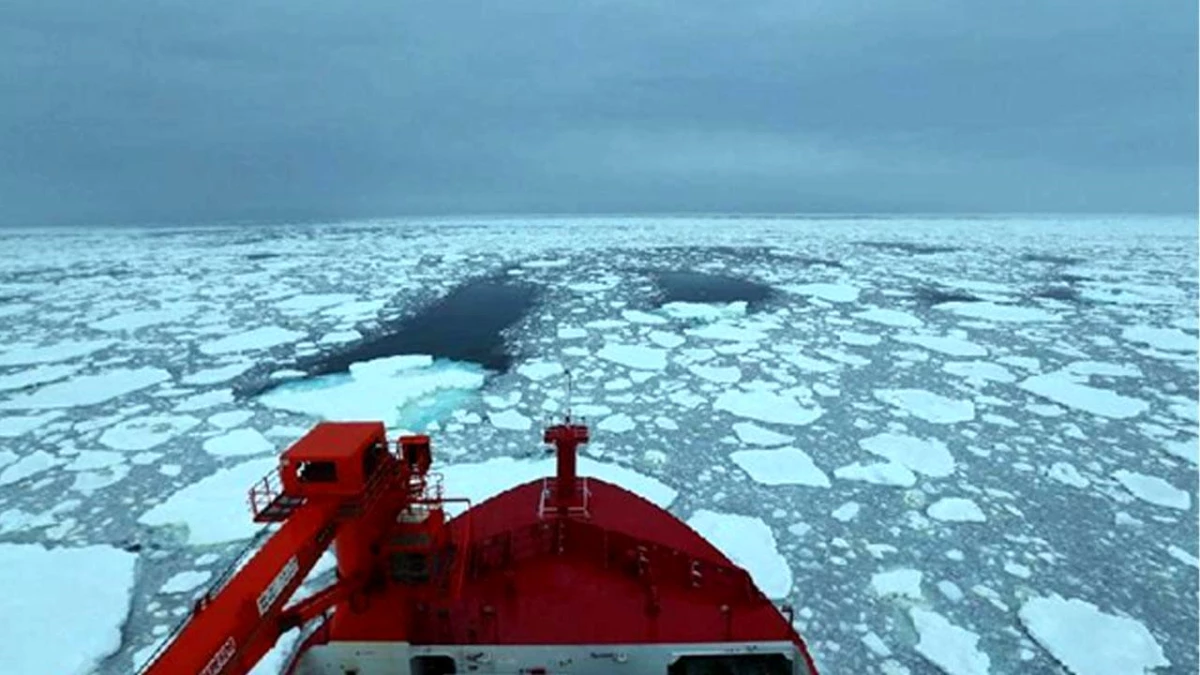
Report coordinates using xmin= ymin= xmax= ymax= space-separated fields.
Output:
xmin=296 ymin=460 xmax=337 ymax=483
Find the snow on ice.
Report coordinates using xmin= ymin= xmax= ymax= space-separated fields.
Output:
xmin=202 ymin=428 xmax=276 ymax=458
xmin=714 ymin=390 xmax=822 ymax=426
xmin=927 ymin=498 xmax=987 ymax=523
xmin=1112 ymin=470 xmax=1191 ymax=511
xmin=859 ymin=432 xmax=956 ymax=478
xmin=99 ymin=415 xmax=201 ymax=451
xmin=596 ymin=343 xmax=668 ymax=370
xmin=909 ymin=608 xmax=992 ymax=675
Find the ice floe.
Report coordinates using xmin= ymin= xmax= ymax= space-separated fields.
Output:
xmin=1046 ymin=462 xmax=1090 ymax=488
xmin=1019 ymin=595 xmax=1168 ymax=675
xmin=686 ymin=510 xmax=792 ymax=598
xmin=859 ymin=432 xmax=955 ymax=478
xmin=927 ymin=498 xmax=987 ymax=523
xmin=203 ymin=428 xmax=275 ymax=457
xmin=854 ymin=308 xmax=923 ymax=328
xmin=99 ymin=415 xmax=201 ymax=451
xmin=730 ymin=447 xmax=831 ymax=487
xmin=714 ymin=390 xmax=822 ymax=426
xmin=199 ymin=326 xmax=306 ymax=355
xmin=874 ymin=389 xmax=976 ymax=424
xmin=1120 ymin=325 xmax=1196 ymax=353
xmin=181 ymin=362 xmax=254 ymax=385
xmin=259 ymin=355 xmax=486 ymax=428
xmin=0 ymin=543 xmax=136 ymax=675
xmin=943 ymin=361 xmax=1016 ymax=383
xmin=779 ymin=282 xmax=861 ymax=303
xmin=0 ymin=363 xmax=83 ymax=392
xmin=1111 ymin=470 xmax=1191 ymax=510
xmin=0 ymin=339 xmax=116 ymax=367
xmin=138 ymin=457 xmax=277 ymax=544
xmin=1018 ymin=372 xmax=1148 ymax=419
xmin=0 ymin=367 xmax=170 ymax=409
xmin=161 ymin=569 xmax=213 ymax=594
xmin=937 ymin=301 xmax=1060 ymax=323
xmin=893 ymin=334 xmax=987 ymax=357
xmin=909 ymin=608 xmax=991 ymax=675
xmin=731 ymin=422 xmax=794 ymax=446
xmin=871 ymin=568 xmax=923 ymax=600
xmin=834 ymin=461 xmax=917 ymax=487
xmin=516 ymin=359 xmax=565 ymax=382
xmin=597 ymin=343 xmax=668 ymax=370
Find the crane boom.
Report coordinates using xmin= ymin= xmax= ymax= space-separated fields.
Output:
xmin=138 ymin=422 xmax=428 ymax=675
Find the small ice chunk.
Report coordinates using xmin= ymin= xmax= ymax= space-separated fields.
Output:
xmin=927 ymin=497 xmax=986 ymax=523
xmin=831 ymin=502 xmax=861 ymax=522
xmin=1161 ymin=437 xmax=1198 ymax=464
xmin=871 ymin=568 xmax=923 ymax=600
xmin=91 ymin=307 xmax=196 ymax=332
xmin=1112 ymin=470 xmax=1191 ymax=510
xmin=909 ymin=608 xmax=991 ymax=675
xmin=714 ymin=390 xmax=822 ymax=426
xmin=1004 ymin=562 xmax=1032 ymax=579
xmin=1019 ymin=595 xmax=1169 ymax=675
xmin=780 ymin=352 xmax=839 ymax=373
xmin=862 ymin=631 xmax=893 ymax=657
xmin=1166 ymin=545 xmax=1199 ymax=568
xmin=840 ymin=331 xmax=882 ymax=346
xmin=0 ymin=364 xmax=82 ymax=392
xmin=65 ymin=450 xmax=125 ymax=472
xmin=202 ymin=428 xmax=275 ymax=458
xmin=874 ymin=389 xmax=976 ymax=424
xmin=687 ymin=510 xmax=792 ymax=598
xmin=731 ymin=448 xmax=830 ymax=488
xmin=686 ymin=323 xmax=767 ymax=342
xmin=732 ymin=422 xmax=793 ymax=446
xmin=938 ymin=580 xmax=965 ymax=602
xmin=859 ymin=432 xmax=955 ymax=478
xmin=597 ymin=343 xmax=668 ymax=370
xmin=557 ymin=327 xmax=587 ymax=340
xmin=834 ymin=462 xmax=917 ymax=487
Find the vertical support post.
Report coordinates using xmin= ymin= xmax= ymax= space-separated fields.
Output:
xmin=543 ymin=418 xmax=589 ymax=515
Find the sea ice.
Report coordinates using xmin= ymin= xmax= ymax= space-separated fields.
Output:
xmin=909 ymin=608 xmax=991 ymax=675
xmin=0 ymin=543 xmax=136 ymax=675
xmin=1120 ymin=326 xmax=1196 ymax=353
xmin=0 ymin=367 xmax=170 ymax=409
xmin=874 ymin=389 xmax=976 ymax=424
xmin=730 ymin=448 xmax=831 ymax=488
xmin=138 ymin=457 xmax=277 ymax=545
xmin=894 ymin=334 xmax=987 ymax=357
xmin=1019 ymin=372 xmax=1148 ymax=419
xmin=203 ymin=428 xmax=275 ymax=458
xmin=833 ymin=462 xmax=917 ymax=487
xmin=1019 ymin=595 xmax=1169 ymax=675
xmin=871 ymin=568 xmax=923 ymax=600
xmin=854 ymin=308 xmax=923 ymax=328
xmin=99 ymin=415 xmax=201 ymax=451
xmin=731 ymin=422 xmax=793 ymax=446
xmin=927 ymin=498 xmax=987 ymax=523
xmin=714 ymin=390 xmax=822 ymax=426
xmin=687 ymin=510 xmax=792 ymax=598
xmin=1112 ymin=470 xmax=1191 ymax=510
xmin=859 ymin=432 xmax=955 ymax=478
xmin=597 ymin=343 xmax=668 ymax=370
xmin=199 ymin=326 xmax=306 ymax=355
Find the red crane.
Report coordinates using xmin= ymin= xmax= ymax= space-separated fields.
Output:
xmin=138 ymin=422 xmax=462 ymax=675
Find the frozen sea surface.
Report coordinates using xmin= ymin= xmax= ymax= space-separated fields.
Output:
xmin=0 ymin=215 xmax=1195 ymax=674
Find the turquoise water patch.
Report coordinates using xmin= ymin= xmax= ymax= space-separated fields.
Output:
xmin=258 ymin=355 xmax=487 ymax=432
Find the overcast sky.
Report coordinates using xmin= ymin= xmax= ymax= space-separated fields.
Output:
xmin=1 ymin=0 xmax=1195 ymax=226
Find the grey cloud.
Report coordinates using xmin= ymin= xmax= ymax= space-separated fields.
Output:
xmin=0 ymin=0 xmax=1194 ymax=225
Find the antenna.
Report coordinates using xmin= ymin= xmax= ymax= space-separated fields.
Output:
xmin=563 ymin=368 xmax=573 ymax=423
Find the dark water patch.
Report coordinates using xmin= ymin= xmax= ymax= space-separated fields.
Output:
xmin=1056 ymin=273 xmax=1093 ymax=284
xmin=912 ymin=286 xmax=982 ymax=307
xmin=651 ymin=271 xmax=774 ymax=306
xmin=307 ymin=277 xmax=538 ymax=377
xmin=1021 ymin=253 xmax=1085 ymax=265
xmin=245 ymin=252 xmax=282 ymax=261
xmin=1031 ymin=285 xmax=1083 ymax=303
xmin=856 ymin=241 xmax=959 ymax=255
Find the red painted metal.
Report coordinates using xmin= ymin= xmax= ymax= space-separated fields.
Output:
xmin=139 ymin=417 xmax=820 ymax=675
